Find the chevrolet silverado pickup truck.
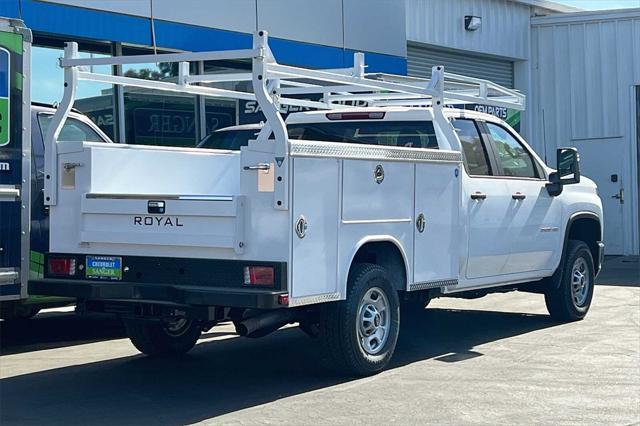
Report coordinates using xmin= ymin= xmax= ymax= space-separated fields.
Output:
xmin=30 ymin=31 xmax=603 ymax=376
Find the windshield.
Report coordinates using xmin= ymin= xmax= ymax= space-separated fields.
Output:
xmin=38 ymin=114 xmax=108 ymax=143
xmin=197 ymin=128 xmax=261 ymax=150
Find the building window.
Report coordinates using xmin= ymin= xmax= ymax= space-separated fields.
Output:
xmin=32 ymin=44 xmax=116 ymax=140
xmin=32 ymin=40 xmax=251 ymax=147
xmin=200 ymin=60 xmax=248 ymax=140
xmin=120 ymin=48 xmax=199 ymax=147
xmin=203 ymin=98 xmax=237 ymax=141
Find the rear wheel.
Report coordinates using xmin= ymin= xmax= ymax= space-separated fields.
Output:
xmin=124 ymin=317 xmax=202 ymax=356
xmin=545 ymin=240 xmax=595 ymax=321
xmin=320 ymin=263 xmax=400 ymax=376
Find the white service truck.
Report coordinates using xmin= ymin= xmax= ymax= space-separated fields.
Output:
xmin=31 ymin=31 xmax=604 ymax=376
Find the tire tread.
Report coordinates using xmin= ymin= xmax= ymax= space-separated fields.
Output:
xmin=319 ymin=263 xmax=400 ymax=376
xmin=545 ymin=240 xmax=595 ymax=321
xmin=125 ymin=320 xmax=201 ymax=356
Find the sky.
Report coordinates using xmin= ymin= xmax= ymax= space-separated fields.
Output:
xmin=554 ymin=0 xmax=640 ymax=10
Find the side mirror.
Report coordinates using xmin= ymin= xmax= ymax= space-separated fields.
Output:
xmin=557 ymin=147 xmax=580 ymax=184
xmin=546 ymin=147 xmax=581 ymax=196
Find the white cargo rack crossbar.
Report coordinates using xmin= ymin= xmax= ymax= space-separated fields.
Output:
xmin=44 ymin=30 xmax=525 ymax=208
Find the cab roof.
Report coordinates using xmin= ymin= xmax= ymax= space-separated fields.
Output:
xmin=285 ymin=106 xmax=506 ymax=126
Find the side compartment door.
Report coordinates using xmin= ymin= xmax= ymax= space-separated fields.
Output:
xmin=0 ymin=24 xmax=30 ymax=300
xmin=413 ymin=161 xmax=460 ymax=286
xmin=291 ymin=157 xmax=340 ymax=299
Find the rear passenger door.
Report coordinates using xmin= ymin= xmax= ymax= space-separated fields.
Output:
xmin=454 ymin=119 xmax=513 ymax=280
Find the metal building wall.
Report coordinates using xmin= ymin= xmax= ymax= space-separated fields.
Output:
xmin=36 ymin=0 xmax=406 ymax=58
xmin=406 ymin=0 xmax=531 ymax=60
xmin=531 ymin=10 xmax=640 ymax=255
xmin=406 ymin=0 xmax=535 ymax=141
xmin=407 ymin=42 xmax=515 ymax=87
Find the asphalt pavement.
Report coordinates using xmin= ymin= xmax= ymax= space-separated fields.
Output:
xmin=0 ymin=258 xmax=638 ymax=425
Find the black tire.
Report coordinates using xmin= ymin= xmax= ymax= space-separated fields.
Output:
xmin=15 ymin=306 xmax=40 ymax=319
xmin=124 ymin=318 xmax=202 ymax=356
xmin=0 ymin=303 xmax=40 ymax=320
xmin=319 ymin=263 xmax=400 ymax=376
xmin=545 ymin=240 xmax=595 ymax=321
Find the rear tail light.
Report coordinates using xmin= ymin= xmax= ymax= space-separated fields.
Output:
xmin=243 ymin=266 xmax=275 ymax=286
xmin=326 ymin=111 xmax=385 ymax=120
xmin=48 ymin=257 xmax=76 ymax=276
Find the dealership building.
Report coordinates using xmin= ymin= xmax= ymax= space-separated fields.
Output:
xmin=0 ymin=0 xmax=638 ymax=255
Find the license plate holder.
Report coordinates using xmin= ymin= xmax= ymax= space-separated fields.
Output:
xmin=85 ymin=256 xmax=123 ymax=281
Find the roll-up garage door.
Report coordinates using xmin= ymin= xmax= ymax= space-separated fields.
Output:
xmin=407 ymin=42 xmax=514 ymax=88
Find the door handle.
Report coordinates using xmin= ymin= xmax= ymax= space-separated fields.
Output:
xmin=0 ymin=185 xmax=20 ymax=202
xmin=0 ymin=269 xmax=19 ymax=285
xmin=243 ymin=163 xmax=271 ymax=171
xmin=512 ymin=193 xmax=526 ymax=200
xmin=612 ymin=188 xmax=624 ymax=203
xmin=470 ymin=192 xmax=487 ymax=200
xmin=63 ymin=162 xmax=83 ymax=171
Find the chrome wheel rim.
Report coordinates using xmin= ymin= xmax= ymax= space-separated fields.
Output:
xmin=357 ymin=287 xmax=390 ymax=355
xmin=164 ymin=317 xmax=191 ymax=337
xmin=571 ymin=257 xmax=590 ymax=307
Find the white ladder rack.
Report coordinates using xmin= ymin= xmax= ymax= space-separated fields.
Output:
xmin=44 ymin=30 xmax=525 ymax=209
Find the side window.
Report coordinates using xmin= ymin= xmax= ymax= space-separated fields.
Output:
xmin=37 ymin=114 xmax=106 ymax=143
xmin=452 ymin=119 xmax=492 ymax=176
xmin=486 ymin=123 xmax=537 ymax=178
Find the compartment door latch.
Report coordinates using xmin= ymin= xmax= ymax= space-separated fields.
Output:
xmin=148 ymin=200 xmax=166 ymax=214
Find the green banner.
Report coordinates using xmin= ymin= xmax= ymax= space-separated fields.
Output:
xmin=0 ymin=47 xmax=10 ymax=146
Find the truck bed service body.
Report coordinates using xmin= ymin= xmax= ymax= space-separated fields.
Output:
xmin=30 ymin=31 xmax=603 ymax=375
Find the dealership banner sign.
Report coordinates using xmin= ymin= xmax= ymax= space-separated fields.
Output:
xmin=450 ymin=103 xmax=521 ymax=133
xmin=0 ymin=47 xmax=9 ymax=147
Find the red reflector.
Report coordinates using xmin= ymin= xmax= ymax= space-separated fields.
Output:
xmin=278 ymin=294 xmax=289 ymax=305
xmin=243 ymin=266 xmax=274 ymax=286
xmin=48 ymin=258 xmax=76 ymax=276
xmin=326 ymin=111 xmax=385 ymax=121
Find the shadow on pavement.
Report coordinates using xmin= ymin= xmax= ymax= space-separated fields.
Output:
xmin=596 ymin=255 xmax=639 ymax=287
xmin=0 ymin=312 xmax=125 ymax=355
xmin=0 ymin=307 xmax=558 ymax=425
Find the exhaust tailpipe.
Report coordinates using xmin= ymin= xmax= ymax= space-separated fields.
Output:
xmin=235 ymin=309 xmax=296 ymax=338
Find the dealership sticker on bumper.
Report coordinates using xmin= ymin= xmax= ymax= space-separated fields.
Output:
xmin=86 ymin=256 xmax=123 ymax=281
